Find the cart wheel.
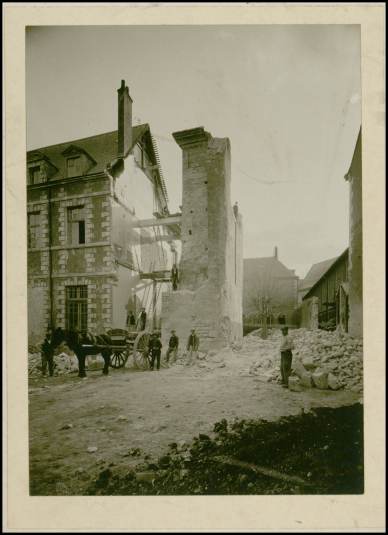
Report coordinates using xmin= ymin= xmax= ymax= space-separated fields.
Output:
xmin=110 ymin=348 xmax=129 ymax=369
xmin=133 ymin=331 xmax=150 ymax=370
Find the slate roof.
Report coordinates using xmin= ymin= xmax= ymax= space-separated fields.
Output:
xmin=243 ymin=257 xmax=297 ymax=280
xmin=27 ymin=124 xmax=149 ymax=181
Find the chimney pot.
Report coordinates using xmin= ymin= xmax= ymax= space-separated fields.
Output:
xmin=274 ymin=246 xmax=278 ymax=259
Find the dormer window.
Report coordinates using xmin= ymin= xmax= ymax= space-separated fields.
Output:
xmin=67 ymin=156 xmax=81 ymax=178
xmin=26 ymin=151 xmax=58 ymax=185
xmin=62 ymin=145 xmax=96 ymax=178
xmin=29 ymin=165 xmax=42 ymax=185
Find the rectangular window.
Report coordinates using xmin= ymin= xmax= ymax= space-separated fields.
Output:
xmin=29 ymin=166 xmax=41 ymax=185
xmin=67 ymin=206 xmax=86 ymax=245
xmin=27 ymin=211 xmax=41 ymax=248
xmin=66 ymin=285 xmax=88 ymax=332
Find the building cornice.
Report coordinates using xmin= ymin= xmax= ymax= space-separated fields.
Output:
xmin=172 ymin=127 xmax=211 ymax=148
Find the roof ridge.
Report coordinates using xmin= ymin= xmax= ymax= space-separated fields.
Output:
xmin=27 ymin=124 xmax=148 ymax=153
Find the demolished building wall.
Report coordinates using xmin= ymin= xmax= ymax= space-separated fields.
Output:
xmin=345 ymin=129 xmax=363 ymax=338
xmin=161 ymin=127 xmax=243 ymax=351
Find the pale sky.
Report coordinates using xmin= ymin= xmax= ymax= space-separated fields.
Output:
xmin=26 ymin=25 xmax=361 ymax=279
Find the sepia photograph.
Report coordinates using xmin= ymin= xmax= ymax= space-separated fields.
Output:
xmin=3 ymin=4 xmax=386 ymax=531
xmin=25 ymin=23 xmax=365 ymax=497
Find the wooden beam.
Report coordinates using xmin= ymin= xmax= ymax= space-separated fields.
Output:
xmin=212 ymin=456 xmax=312 ymax=488
xmin=132 ymin=214 xmax=182 ymax=229
xmin=140 ymin=270 xmax=172 ymax=281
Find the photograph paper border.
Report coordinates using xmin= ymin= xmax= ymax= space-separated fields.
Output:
xmin=3 ymin=3 xmax=386 ymax=532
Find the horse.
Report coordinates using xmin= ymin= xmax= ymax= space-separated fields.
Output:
xmin=41 ymin=327 xmax=114 ymax=378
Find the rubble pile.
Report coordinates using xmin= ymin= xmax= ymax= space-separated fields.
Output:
xmin=246 ymin=328 xmax=363 ymax=393
xmin=28 ymin=351 xmax=79 ymax=377
xmin=86 ymin=404 xmax=364 ymax=496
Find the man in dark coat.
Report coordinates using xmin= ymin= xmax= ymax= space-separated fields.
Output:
xmin=41 ymin=328 xmax=54 ymax=377
xmin=186 ymin=329 xmax=200 ymax=365
xmin=138 ymin=308 xmax=147 ymax=331
xmin=148 ymin=332 xmax=162 ymax=371
xmin=166 ymin=330 xmax=179 ymax=364
xmin=171 ymin=264 xmax=179 ymax=291
xmin=126 ymin=311 xmax=136 ymax=329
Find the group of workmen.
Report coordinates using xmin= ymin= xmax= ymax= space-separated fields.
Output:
xmin=146 ymin=328 xmax=199 ymax=371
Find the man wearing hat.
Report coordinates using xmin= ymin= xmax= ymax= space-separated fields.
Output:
xmin=279 ymin=326 xmax=294 ymax=388
xmin=148 ymin=332 xmax=162 ymax=371
xmin=186 ymin=328 xmax=200 ymax=366
xmin=166 ymin=330 xmax=179 ymax=364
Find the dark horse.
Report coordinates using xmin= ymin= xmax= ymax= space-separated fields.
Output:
xmin=41 ymin=327 xmax=114 ymax=378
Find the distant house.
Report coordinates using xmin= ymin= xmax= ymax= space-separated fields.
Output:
xmin=298 ymin=256 xmax=338 ymax=303
xmin=243 ymin=247 xmax=299 ymax=325
xmin=303 ymin=249 xmax=349 ymax=331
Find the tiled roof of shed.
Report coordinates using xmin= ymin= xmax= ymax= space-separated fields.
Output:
xmin=299 ymin=256 xmax=338 ymax=291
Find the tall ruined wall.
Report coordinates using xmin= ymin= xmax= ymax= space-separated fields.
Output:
xmin=161 ymin=127 xmax=243 ymax=351
xmin=346 ymin=131 xmax=363 ymax=338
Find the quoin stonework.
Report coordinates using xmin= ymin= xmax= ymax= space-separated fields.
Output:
xmin=161 ymin=127 xmax=243 ymax=351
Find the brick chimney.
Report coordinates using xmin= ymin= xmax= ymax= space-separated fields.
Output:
xmin=274 ymin=246 xmax=278 ymax=259
xmin=117 ymin=80 xmax=133 ymax=158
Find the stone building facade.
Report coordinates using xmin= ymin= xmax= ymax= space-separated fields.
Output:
xmin=27 ymin=81 xmax=174 ymax=344
xmin=161 ymin=127 xmax=243 ymax=351
xmin=345 ymin=128 xmax=362 ymax=337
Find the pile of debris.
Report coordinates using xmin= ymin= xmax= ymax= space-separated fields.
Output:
xmin=86 ymin=404 xmax=364 ymax=496
xmin=28 ymin=351 xmax=79 ymax=377
xmin=246 ymin=328 xmax=363 ymax=394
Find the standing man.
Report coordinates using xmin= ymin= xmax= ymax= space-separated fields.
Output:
xmin=186 ymin=329 xmax=200 ymax=366
xmin=233 ymin=201 xmax=239 ymax=218
xmin=138 ymin=307 xmax=147 ymax=331
xmin=166 ymin=330 xmax=179 ymax=364
xmin=171 ymin=264 xmax=179 ymax=291
xmin=127 ymin=311 xmax=136 ymax=330
xmin=148 ymin=332 xmax=162 ymax=371
xmin=41 ymin=328 xmax=54 ymax=377
xmin=280 ymin=326 xmax=294 ymax=388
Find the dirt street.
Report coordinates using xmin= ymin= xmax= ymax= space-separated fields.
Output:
xmin=29 ymin=346 xmax=360 ymax=495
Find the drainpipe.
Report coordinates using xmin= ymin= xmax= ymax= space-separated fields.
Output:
xmin=47 ymin=186 xmax=54 ymax=330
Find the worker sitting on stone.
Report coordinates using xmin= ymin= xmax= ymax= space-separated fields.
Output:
xmin=186 ymin=328 xmax=200 ymax=366
xmin=166 ymin=330 xmax=179 ymax=365
xmin=148 ymin=332 xmax=162 ymax=371
xmin=279 ymin=326 xmax=295 ymax=388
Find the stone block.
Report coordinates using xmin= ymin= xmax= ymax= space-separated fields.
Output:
xmin=299 ymin=371 xmax=313 ymax=388
xmin=302 ymin=356 xmax=317 ymax=371
xmin=312 ymin=370 xmax=329 ymax=389
xmin=288 ymin=376 xmax=303 ymax=392
xmin=327 ymin=373 xmax=341 ymax=390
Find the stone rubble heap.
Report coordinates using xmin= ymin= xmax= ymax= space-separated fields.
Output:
xmin=245 ymin=328 xmax=363 ymax=394
xmin=28 ymin=352 xmax=79 ymax=377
